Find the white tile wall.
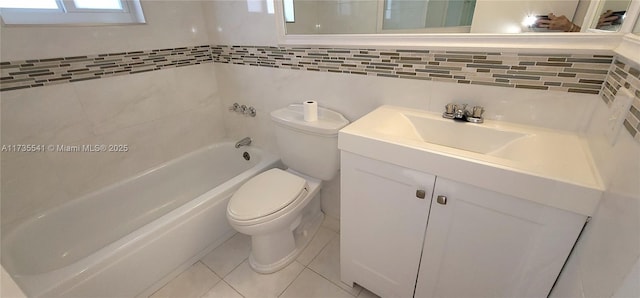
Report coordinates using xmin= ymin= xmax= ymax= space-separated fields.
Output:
xmin=201 ymin=0 xmax=279 ymax=46
xmin=0 ymin=1 xmax=227 ymax=231
xmin=552 ymin=91 xmax=640 ymax=297
xmin=0 ymin=1 xmax=210 ymax=61
xmin=0 ymin=63 xmax=227 ymax=231
xmin=213 ymin=62 xmax=600 ymax=219
xmin=613 ymin=257 xmax=640 ymax=298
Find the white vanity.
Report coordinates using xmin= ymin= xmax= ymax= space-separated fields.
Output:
xmin=339 ymin=105 xmax=604 ymax=297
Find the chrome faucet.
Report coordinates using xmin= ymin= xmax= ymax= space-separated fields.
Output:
xmin=235 ymin=137 xmax=252 ymax=148
xmin=454 ymin=104 xmax=468 ymax=119
xmin=443 ymin=103 xmax=484 ymax=123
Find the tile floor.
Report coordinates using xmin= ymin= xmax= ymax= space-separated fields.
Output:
xmin=148 ymin=216 xmax=379 ymax=298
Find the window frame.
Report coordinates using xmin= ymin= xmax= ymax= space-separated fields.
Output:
xmin=0 ymin=0 xmax=145 ymax=25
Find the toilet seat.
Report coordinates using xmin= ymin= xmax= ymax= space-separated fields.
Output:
xmin=228 ymin=169 xmax=309 ymax=225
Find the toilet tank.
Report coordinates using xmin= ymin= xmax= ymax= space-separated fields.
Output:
xmin=270 ymin=104 xmax=350 ymax=181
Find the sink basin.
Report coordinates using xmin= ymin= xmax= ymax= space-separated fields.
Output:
xmin=402 ymin=114 xmax=527 ymax=154
xmin=338 ymin=105 xmax=604 ymax=216
xmin=360 ymin=106 xmax=529 ymax=154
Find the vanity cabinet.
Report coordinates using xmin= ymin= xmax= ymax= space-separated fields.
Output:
xmin=340 ymin=152 xmax=587 ymax=298
xmin=340 ymin=151 xmax=435 ymax=298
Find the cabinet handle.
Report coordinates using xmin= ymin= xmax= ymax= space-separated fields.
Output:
xmin=416 ymin=189 xmax=426 ymax=199
xmin=437 ymin=195 xmax=448 ymax=205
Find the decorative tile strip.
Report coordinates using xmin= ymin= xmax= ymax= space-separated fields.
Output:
xmin=211 ymin=45 xmax=612 ymax=95
xmin=0 ymin=45 xmax=213 ymax=91
xmin=4 ymin=43 xmax=633 ymax=140
xmin=601 ymin=57 xmax=640 ymax=142
xmin=0 ymin=44 xmax=614 ymax=97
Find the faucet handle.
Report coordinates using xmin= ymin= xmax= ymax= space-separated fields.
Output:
xmin=445 ymin=103 xmax=456 ymax=114
xmin=471 ymin=106 xmax=484 ymax=118
xmin=244 ymin=106 xmax=256 ymax=117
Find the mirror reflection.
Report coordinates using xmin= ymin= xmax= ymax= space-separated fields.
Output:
xmin=283 ymin=0 xmax=633 ymax=34
xmin=587 ymin=0 xmax=631 ymax=32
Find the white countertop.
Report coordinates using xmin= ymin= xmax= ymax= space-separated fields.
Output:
xmin=339 ymin=105 xmax=604 ymax=216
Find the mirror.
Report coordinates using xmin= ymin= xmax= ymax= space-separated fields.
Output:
xmin=282 ymin=0 xmax=634 ymax=34
xmin=588 ymin=0 xmax=633 ymax=32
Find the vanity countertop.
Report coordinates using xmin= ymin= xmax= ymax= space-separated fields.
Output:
xmin=338 ymin=105 xmax=604 ymax=216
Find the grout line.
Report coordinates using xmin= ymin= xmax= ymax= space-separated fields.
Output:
xmin=305 ymin=231 xmax=338 ymax=266
xmin=276 ymin=261 xmax=307 ymax=298
xmin=306 ymin=265 xmax=360 ymax=297
xmin=303 ymin=235 xmax=361 ymax=296
xmin=213 ymin=280 xmax=246 ymax=298
xmin=196 ymin=261 xmax=222 ymax=298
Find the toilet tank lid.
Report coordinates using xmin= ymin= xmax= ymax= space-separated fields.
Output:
xmin=270 ymin=104 xmax=349 ymax=136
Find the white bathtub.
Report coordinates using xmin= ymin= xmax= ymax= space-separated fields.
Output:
xmin=1 ymin=141 xmax=279 ymax=297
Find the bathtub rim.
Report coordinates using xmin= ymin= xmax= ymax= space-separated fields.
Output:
xmin=2 ymin=141 xmax=279 ymax=297
xmin=5 ymin=140 xmax=263 ymax=232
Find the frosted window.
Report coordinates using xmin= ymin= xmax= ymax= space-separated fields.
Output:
xmin=246 ymin=0 xmax=262 ymax=13
xmin=0 ymin=0 xmax=58 ymax=9
xmin=283 ymin=0 xmax=294 ymax=22
xmin=73 ymin=0 xmax=123 ymax=10
xmin=266 ymin=0 xmax=274 ymax=14
xmin=0 ymin=0 xmax=145 ymax=24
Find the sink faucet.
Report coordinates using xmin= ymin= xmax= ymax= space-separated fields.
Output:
xmin=454 ymin=104 xmax=468 ymax=119
xmin=235 ymin=137 xmax=252 ymax=148
xmin=443 ymin=103 xmax=484 ymax=123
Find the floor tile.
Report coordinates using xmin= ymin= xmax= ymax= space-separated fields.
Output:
xmin=201 ymin=280 xmax=243 ymax=298
xmin=309 ymin=237 xmax=362 ymax=296
xmin=280 ymin=268 xmax=353 ymax=298
xmin=224 ymin=260 xmax=304 ymax=298
xmin=357 ymin=286 xmax=381 ymax=298
xmin=201 ymin=233 xmax=251 ymax=277
xmin=297 ymin=226 xmax=338 ymax=266
xmin=149 ymin=262 xmax=219 ymax=298
xmin=322 ymin=215 xmax=341 ymax=234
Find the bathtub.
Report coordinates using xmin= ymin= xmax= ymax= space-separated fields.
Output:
xmin=1 ymin=141 xmax=279 ymax=297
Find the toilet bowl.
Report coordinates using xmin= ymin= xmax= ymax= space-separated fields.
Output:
xmin=226 ymin=104 xmax=349 ymax=274
xmin=227 ymin=168 xmax=322 ymax=273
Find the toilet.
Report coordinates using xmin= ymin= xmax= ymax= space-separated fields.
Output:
xmin=227 ymin=104 xmax=349 ymax=274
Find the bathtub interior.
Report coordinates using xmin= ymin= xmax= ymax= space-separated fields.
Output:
xmin=1 ymin=143 xmax=268 ymax=278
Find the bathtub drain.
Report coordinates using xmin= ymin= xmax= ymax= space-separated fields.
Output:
xmin=243 ymin=152 xmax=251 ymax=161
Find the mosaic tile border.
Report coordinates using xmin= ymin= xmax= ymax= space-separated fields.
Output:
xmin=601 ymin=57 xmax=640 ymax=142
xmin=1 ymin=45 xmax=613 ymax=94
xmin=0 ymin=45 xmax=213 ymax=91
xmin=2 ymin=44 xmax=638 ymax=142
xmin=212 ymin=46 xmax=612 ymax=94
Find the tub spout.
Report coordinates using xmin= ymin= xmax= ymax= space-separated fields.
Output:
xmin=235 ymin=137 xmax=252 ymax=148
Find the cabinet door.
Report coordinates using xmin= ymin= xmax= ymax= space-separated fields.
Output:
xmin=341 ymin=152 xmax=435 ymax=298
xmin=415 ymin=177 xmax=586 ymax=298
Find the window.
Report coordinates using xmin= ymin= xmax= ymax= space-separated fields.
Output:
xmin=283 ymin=0 xmax=294 ymax=23
xmin=0 ymin=0 xmax=145 ymax=25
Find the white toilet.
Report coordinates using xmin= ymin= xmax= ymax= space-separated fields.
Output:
xmin=227 ymin=104 xmax=349 ymax=274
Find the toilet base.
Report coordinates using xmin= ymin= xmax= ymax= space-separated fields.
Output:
xmin=247 ymin=201 xmax=324 ymax=274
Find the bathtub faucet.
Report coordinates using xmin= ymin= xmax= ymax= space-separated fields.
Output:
xmin=235 ymin=137 xmax=252 ymax=148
